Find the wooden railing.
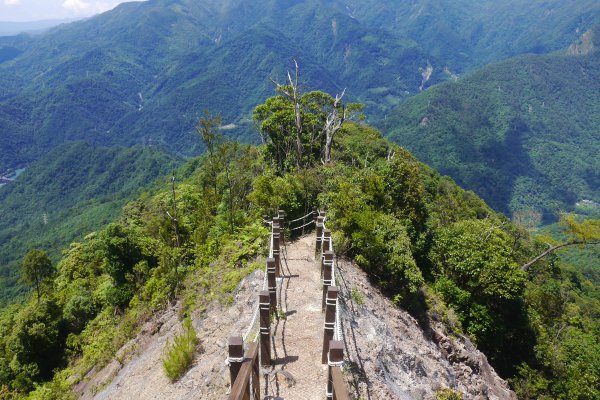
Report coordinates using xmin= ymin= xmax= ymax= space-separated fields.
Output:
xmin=226 ymin=209 xmax=351 ymax=399
xmin=227 ymin=340 xmax=260 ymax=400
xmin=319 ymin=212 xmax=351 ymax=400
xmin=226 ymin=211 xmax=286 ymax=400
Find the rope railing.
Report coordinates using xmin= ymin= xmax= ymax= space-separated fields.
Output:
xmin=322 ymin=217 xmax=343 ymax=342
xmin=290 ymin=219 xmax=315 ymax=231
xmin=287 ymin=210 xmax=316 ymax=224
xmin=319 ymin=213 xmax=350 ymax=400
xmin=241 ymin=228 xmax=273 ymax=342
xmin=286 ymin=209 xmax=317 ymax=236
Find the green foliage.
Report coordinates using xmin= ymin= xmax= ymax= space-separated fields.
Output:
xmin=21 ymin=249 xmax=53 ymax=304
xmin=434 ymin=388 xmax=463 ymax=400
xmin=162 ymin=317 xmax=199 ymax=382
xmin=384 ymin=33 xmax=600 ymax=220
xmin=0 ymin=142 xmax=181 ymax=305
xmin=350 ymin=287 xmax=365 ymax=306
xmin=253 ymin=88 xmax=363 ymax=172
xmin=5 ymin=300 xmax=66 ymax=391
xmin=433 ymin=220 xmax=526 ymax=301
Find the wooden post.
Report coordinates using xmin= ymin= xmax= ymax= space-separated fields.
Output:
xmin=316 ymin=217 xmax=324 ymax=254
xmin=322 ymin=251 xmax=334 ymax=311
xmin=267 ymin=258 xmax=277 ymax=316
xmin=273 ymin=216 xmax=284 ymax=245
xmin=278 ymin=211 xmax=286 ymax=239
xmin=228 ymin=336 xmax=244 ymax=391
xmin=327 ymin=340 xmax=345 ymax=400
xmin=272 ymin=227 xmax=281 ymax=277
xmin=259 ymin=291 xmax=271 ymax=366
xmin=322 ymin=286 xmax=338 ymax=364
xmin=323 ymin=229 xmax=332 ymax=253
xmin=229 ymin=342 xmax=259 ymax=400
xmin=251 ymin=345 xmax=260 ymax=400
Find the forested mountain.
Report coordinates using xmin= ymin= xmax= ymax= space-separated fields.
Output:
xmin=0 ymin=94 xmax=596 ymax=398
xmin=0 ymin=142 xmax=181 ymax=303
xmin=384 ymin=26 xmax=600 ymax=221
xmin=1 ymin=0 xmax=598 ymax=171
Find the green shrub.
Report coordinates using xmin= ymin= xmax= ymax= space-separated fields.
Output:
xmin=434 ymin=387 xmax=463 ymax=400
xmin=162 ymin=318 xmax=199 ymax=382
xmin=350 ymin=287 xmax=365 ymax=306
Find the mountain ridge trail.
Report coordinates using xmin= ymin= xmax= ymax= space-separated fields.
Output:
xmin=82 ymin=233 xmax=515 ymax=400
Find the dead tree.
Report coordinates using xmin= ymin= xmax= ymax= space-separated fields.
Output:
xmin=270 ymin=60 xmax=304 ymax=167
xmin=323 ymin=89 xmax=346 ymax=163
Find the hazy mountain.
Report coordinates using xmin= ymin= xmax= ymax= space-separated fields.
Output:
xmin=383 ymin=26 xmax=600 ymax=221
xmin=0 ymin=19 xmax=78 ymax=36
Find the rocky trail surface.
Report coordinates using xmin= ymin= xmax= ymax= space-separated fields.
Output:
xmin=82 ymin=233 xmax=515 ymax=400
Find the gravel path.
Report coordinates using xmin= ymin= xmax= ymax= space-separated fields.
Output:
xmin=264 ymin=235 xmax=327 ymax=399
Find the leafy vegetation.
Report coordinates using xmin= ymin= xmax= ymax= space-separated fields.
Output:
xmin=20 ymin=249 xmax=53 ymax=305
xmin=434 ymin=388 xmax=463 ymax=400
xmin=162 ymin=317 xmax=199 ymax=382
xmin=0 ymin=141 xmax=181 ymax=304
xmin=384 ymin=26 xmax=600 ymax=220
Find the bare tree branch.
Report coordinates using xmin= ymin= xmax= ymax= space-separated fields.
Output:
xmin=521 ymin=240 xmax=600 ymax=271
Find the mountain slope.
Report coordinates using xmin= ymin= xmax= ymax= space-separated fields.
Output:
xmin=2 ymin=0 xmax=599 ymax=171
xmin=0 ymin=0 xmax=445 ymax=169
xmin=383 ymin=27 xmax=600 ymax=220
xmin=0 ymin=141 xmax=181 ymax=303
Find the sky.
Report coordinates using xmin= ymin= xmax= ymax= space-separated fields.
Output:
xmin=0 ymin=0 xmax=137 ymax=22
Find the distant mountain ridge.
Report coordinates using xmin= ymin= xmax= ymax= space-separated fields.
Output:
xmin=0 ymin=0 xmax=598 ymax=171
xmin=383 ymin=26 xmax=600 ymax=220
xmin=0 ymin=19 xmax=78 ymax=36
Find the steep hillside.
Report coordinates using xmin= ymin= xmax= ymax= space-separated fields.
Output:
xmin=0 ymin=141 xmax=181 ymax=303
xmin=0 ymin=0 xmax=444 ymax=169
xmin=384 ymin=27 xmax=600 ymax=220
xmin=1 ymin=0 xmax=599 ymax=170
xmin=79 ymin=242 xmax=515 ymax=400
xmin=0 ymin=110 xmax=595 ymax=398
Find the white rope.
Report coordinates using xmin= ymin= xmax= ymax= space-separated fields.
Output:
xmin=290 ymin=219 xmax=315 ymax=231
xmin=287 ymin=210 xmax=316 ymax=224
xmin=242 ymin=226 xmax=274 ymax=342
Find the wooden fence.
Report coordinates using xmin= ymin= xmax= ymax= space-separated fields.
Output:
xmin=226 ymin=209 xmax=350 ymax=399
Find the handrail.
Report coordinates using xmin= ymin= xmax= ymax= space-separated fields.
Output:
xmin=321 ymin=216 xmax=342 ymax=342
xmin=330 ymin=367 xmax=350 ymax=400
xmin=228 ymin=342 xmax=260 ymax=400
xmin=228 ymin=212 xmax=286 ymax=399
xmin=287 ymin=210 xmax=316 ymax=224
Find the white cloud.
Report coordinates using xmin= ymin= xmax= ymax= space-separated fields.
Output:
xmin=62 ymin=0 xmax=119 ymax=15
xmin=3 ymin=0 xmax=22 ymax=6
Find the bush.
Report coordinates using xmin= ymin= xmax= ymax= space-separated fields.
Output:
xmin=434 ymin=387 xmax=463 ymax=400
xmin=162 ymin=318 xmax=199 ymax=382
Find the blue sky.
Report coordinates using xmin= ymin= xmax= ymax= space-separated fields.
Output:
xmin=0 ymin=0 xmax=138 ymax=22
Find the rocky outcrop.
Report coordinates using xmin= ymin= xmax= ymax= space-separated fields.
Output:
xmin=567 ymin=28 xmax=595 ymax=56
xmin=335 ymin=257 xmax=516 ymax=400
